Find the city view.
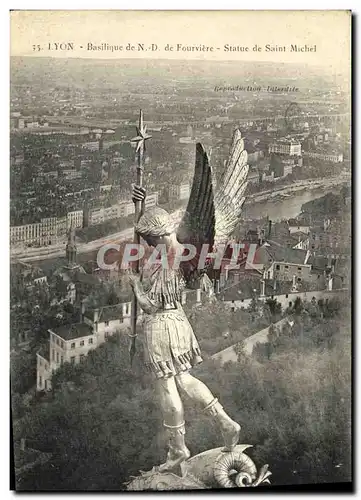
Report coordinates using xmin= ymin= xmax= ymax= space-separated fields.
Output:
xmin=10 ymin=53 xmax=351 ymax=491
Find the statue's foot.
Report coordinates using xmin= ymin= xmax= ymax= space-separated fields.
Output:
xmin=221 ymin=420 xmax=241 ymax=452
xmin=203 ymin=399 xmax=241 ymax=453
xmin=158 ymin=446 xmax=191 ymax=477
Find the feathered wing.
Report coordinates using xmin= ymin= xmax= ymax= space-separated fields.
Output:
xmin=176 ymin=129 xmax=249 ymax=284
xmin=176 ymin=142 xmax=216 ymax=249
xmin=214 ymin=128 xmax=249 ymax=244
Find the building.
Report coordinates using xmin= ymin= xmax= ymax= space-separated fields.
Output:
xmin=268 ymin=232 xmax=310 ymax=252
xmin=302 ymin=151 xmax=343 ymax=163
xmin=124 ymin=202 xmax=135 ymax=217
xmin=62 ymin=169 xmax=83 ymax=180
xmin=266 ymin=261 xmax=312 ymax=282
xmin=25 ymin=121 xmax=39 ymax=129
xmin=247 ymin=169 xmax=261 ymax=185
xmin=11 ymin=261 xmax=47 ymax=290
xmin=221 ymin=281 xmax=343 ymax=313
xmin=36 ymin=300 xmax=134 ymax=392
xmin=247 ymin=150 xmax=265 ymax=165
xmin=169 ymin=184 xmax=190 ymax=201
xmin=67 ymin=210 xmax=84 ymax=229
xmin=179 ymin=137 xmax=194 ymax=144
xmin=269 ymin=138 xmax=302 ymax=156
xmin=10 ymin=223 xmax=42 ymax=246
xmin=36 ymin=322 xmax=97 ymax=391
xmin=35 ymin=284 xmax=209 ymax=392
xmin=270 ymin=154 xmax=302 ymax=178
xmin=82 ymin=141 xmax=100 ymax=151
xmin=88 ymin=203 xmax=125 ymax=226
xmin=288 ymin=232 xmax=310 ymax=251
xmin=145 ymin=191 xmax=159 ymax=209
xmin=261 ymin=171 xmax=275 ymax=182
xmin=263 ymin=240 xmax=311 ymax=281
xmin=87 ymin=192 xmax=158 ymax=226
xmin=53 ymin=227 xmax=100 ymax=303
xmin=287 ymin=218 xmax=311 ymax=235
xmin=100 ymin=184 xmax=112 ymax=193
xmin=10 ymin=211 xmax=80 ymax=247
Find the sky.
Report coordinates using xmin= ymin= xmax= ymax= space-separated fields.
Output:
xmin=10 ymin=10 xmax=351 ymax=71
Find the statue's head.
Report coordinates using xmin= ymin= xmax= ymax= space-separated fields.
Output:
xmin=135 ymin=206 xmax=176 ymax=248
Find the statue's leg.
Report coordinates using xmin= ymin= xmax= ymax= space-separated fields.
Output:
xmin=175 ymin=372 xmax=241 ymax=452
xmin=156 ymin=376 xmax=190 ymax=475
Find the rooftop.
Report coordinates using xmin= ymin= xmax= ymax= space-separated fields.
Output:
xmin=288 ymin=218 xmax=311 ymax=227
xmin=84 ymin=302 xmax=131 ymax=323
xmin=269 ymin=232 xmax=309 ymax=249
xmin=264 ymin=241 xmax=309 ymax=265
xmin=36 ymin=347 xmax=49 ymax=362
xmin=49 ymin=323 xmax=93 ymax=341
xmin=271 ymin=137 xmax=301 ymax=145
xmin=222 ymin=277 xmax=322 ymax=302
xmin=309 ymin=255 xmax=332 ymax=271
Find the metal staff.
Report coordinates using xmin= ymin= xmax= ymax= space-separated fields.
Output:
xmin=129 ymin=110 xmax=151 ymax=366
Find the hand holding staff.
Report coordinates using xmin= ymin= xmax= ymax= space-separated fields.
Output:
xmin=128 ymin=111 xmax=151 ymax=366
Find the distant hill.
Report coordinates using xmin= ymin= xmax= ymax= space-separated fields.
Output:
xmin=10 ymin=56 xmax=337 ymax=90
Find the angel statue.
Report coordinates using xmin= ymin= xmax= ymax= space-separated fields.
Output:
xmin=127 ymin=129 xmax=249 ymax=477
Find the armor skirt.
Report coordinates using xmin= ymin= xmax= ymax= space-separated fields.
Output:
xmin=141 ymin=306 xmax=203 ymax=379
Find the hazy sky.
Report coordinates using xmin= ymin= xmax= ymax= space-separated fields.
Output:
xmin=11 ymin=10 xmax=350 ymax=71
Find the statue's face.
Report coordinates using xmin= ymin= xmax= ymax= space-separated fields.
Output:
xmin=142 ymin=233 xmax=173 ymax=249
xmin=143 ymin=234 xmax=160 ymax=248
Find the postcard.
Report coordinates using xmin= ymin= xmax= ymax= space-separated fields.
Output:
xmin=10 ymin=10 xmax=351 ymax=491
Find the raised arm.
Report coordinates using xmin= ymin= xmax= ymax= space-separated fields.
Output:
xmin=128 ymin=274 xmax=161 ymax=315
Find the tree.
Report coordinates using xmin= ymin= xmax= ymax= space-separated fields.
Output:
xmin=293 ymin=297 xmax=303 ymax=315
xmin=13 ymin=300 xmax=351 ymax=490
xmin=263 ymin=298 xmax=282 ymax=322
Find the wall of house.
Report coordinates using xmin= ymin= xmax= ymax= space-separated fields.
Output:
xmin=292 ymin=239 xmax=309 ymax=251
xmin=97 ymin=317 xmax=131 ymax=343
xmin=36 ymin=354 xmax=52 ymax=391
xmin=267 ymin=262 xmax=312 ymax=281
xmin=289 ymin=225 xmax=310 ymax=235
xmin=64 ymin=334 xmax=98 ymax=365
xmin=49 ymin=331 xmax=66 ymax=370
xmin=225 ymin=288 xmax=347 ymax=312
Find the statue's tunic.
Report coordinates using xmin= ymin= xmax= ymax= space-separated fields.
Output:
xmin=141 ymin=267 xmax=203 ymax=379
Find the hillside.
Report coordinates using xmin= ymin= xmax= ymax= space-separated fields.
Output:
xmin=11 ymin=297 xmax=351 ymax=489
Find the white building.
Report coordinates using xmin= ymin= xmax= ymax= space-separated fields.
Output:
xmin=67 ymin=210 xmax=84 ymax=229
xmin=11 ymin=210 xmax=84 ymax=247
xmin=288 ymin=220 xmax=311 ymax=235
xmin=82 ymin=141 xmax=100 ymax=151
xmin=265 ymin=260 xmax=312 ymax=282
xmin=302 ymin=151 xmax=343 ymax=163
xmin=62 ymin=169 xmax=83 ymax=180
xmin=269 ymin=139 xmax=302 ymax=156
xmin=88 ymin=192 xmax=158 ymax=226
xmin=35 ymin=286 xmax=210 ymax=392
xmin=36 ymin=301 xmax=136 ymax=392
xmin=169 ymin=184 xmax=190 ymax=201
xmin=145 ymin=191 xmax=159 ymax=208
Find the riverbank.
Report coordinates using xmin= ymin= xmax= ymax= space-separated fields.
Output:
xmin=11 ymin=172 xmax=350 ymax=264
xmin=246 ymin=171 xmax=350 ymax=205
xmin=10 ymin=208 xmax=184 ymax=263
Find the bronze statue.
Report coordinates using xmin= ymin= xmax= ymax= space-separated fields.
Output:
xmin=128 ymin=130 xmax=249 ymax=477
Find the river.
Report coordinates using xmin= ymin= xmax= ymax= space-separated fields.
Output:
xmin=18 ymin=183 xmax=345 ymax=270
xmin=242 ymin=185 xmax=342 ymax=222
